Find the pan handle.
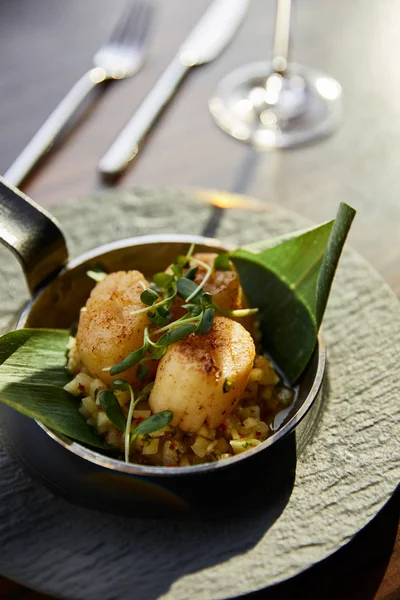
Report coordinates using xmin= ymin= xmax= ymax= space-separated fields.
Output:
xmin=0 ymin=176 xmax=68 ymax=296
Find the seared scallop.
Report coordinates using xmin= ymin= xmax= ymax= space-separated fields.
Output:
xmin=76 ymin=271 xmax=151 ymax=386
xmin=169 ymin=252 xmax=253 ymax=330
xmin=191 ymin=253 xmax=245 ymax=312
xmin=149 ymin=316 xmax=256 ymax=432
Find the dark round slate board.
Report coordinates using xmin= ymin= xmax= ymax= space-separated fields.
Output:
xmin=0 ymin=188 xmax=399 ymax=600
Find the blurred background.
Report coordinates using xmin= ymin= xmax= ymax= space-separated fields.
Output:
xmin=0 ymin=0 xmax=399 ymax=301
xmin=0 ymin=1 xmax=399 ymax=599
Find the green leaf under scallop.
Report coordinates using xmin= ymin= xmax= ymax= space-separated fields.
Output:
xmin=0 ymin=328 xmax=106 ymax=448
xmin=230 ymin=202 xmax=356 ymax=383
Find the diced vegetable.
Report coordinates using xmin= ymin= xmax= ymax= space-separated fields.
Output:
xmin=64 ymin=372 xmax=93 ymax=396
xmin=96 ymin=411 xmax=112 ymax=434
xmin=239 ymin=405 xmax=260 ymax=420
xmin=230 ymin=438 xmax=261 ymax=454
xmin=82 ymin=396 xmax=97 ymax=414
xmin=191 ymin=436 xmax=210 ymax=458
xmin=142 ymin=437 xmax=159 ymax=455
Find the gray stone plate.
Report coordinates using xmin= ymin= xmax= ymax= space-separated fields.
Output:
xmin=0 ymin=188 xmax=399 ymax=600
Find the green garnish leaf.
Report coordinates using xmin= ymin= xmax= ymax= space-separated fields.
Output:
xmin=110 ymin=345 xmax=147 ymax=376
xmin=196 ymin=307 xmax=215 ymax=335
xmin=111 ymin=379 xmax=130 ymax=391
xmin=182 ymin=304 xmax=202 ymax=316
xmin=230 ymin=202 xmax=356 ymax=383
xmin=136 ymin=363 xmax=150 ymax=381
xmin=211 ymin=303 xmax=258 ymax=318
xmin=201 ymin=292 xmax=213 ymax=308
xmin=147 ymin=309 xmax=172 ymax=327
xmin=124 ymin=384 xmax=136 ymax=462
xmin=174 ymin=255 xmax=190 ymax=268
xmin=183 ymin=266 xmax=198 ymax=280
xmin=134 ymin=411 xmax=173 ymax=436
xmin=158 ymin=306 xmax=172 ymax=318
xmin=176 ymin=278 xmax=204 ymax=304
xmin=0 ymin=329 xmax=106 ymax=448
xmin=148 ymin=345 xmax=168 ymax=360
xmin=214 ymin=253 xmax=232 ymax=271
xmin=137 ymin=382 xmax=154 ymax=400
xmin=171 ymin=264 xmax=183 ymax=279
xmin=201 ymin=307 xmax=215 ymax=335
xmin=140 ymin=289 xmax=159 ymax=306
xmin=153 ymin=273 xmax=173 ymax=289
xmin=157 ymin=323 xmax=197 ymax=346
xmin=98 ymin=390 xmax=126 ymax=432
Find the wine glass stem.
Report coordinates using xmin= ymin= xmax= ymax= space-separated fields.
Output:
xmin=272 ymin=0 xmax=292 ymax=75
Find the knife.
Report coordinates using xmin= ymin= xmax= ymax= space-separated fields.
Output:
xmin=98 ymin=0 xmax=249 ymax=178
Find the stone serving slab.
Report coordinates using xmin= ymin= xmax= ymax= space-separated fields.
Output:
xmin=0 ymin=188 xmax=399 ymax=600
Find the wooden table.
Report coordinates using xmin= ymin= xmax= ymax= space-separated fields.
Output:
xmin=0 ymin=0 xmax=398 ymax=598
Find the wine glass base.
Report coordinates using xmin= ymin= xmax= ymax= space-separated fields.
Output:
xmin=209 ymin=62 xmax=342 ymax=149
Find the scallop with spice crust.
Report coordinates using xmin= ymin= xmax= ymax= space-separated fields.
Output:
xmin=191 ymin=253 xmax=245 ymax=312
xmin=149 ymin=316 xmax=256 ymax=432
xmin=76 ymin=271 xmax=151 ymax=386
xmin=170 ymin=252 xmax=254 ymax=330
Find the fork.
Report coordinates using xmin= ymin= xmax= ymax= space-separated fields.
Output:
xmin=4 ymin=0 xmax=153 ymax=188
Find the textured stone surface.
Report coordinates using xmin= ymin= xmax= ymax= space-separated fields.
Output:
xmin=0 ymin=188 xmax=399 ymax=600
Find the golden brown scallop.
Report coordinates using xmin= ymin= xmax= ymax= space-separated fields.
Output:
xmin=168 ymin=252 xmax=254 ymax=330
xmin=191 ymin=253 xmax=242 ymax=311
xmin=148 ymin=316 xmax=256 ymax=432
xmin=76 ymin=271 xmax=152 ymax=386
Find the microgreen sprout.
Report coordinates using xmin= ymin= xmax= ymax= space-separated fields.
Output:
xmin=123 ymin=382 xmax=136 ymax=463
xmin=106 ymin=243 xmax=258 ymax=391
xmin=213 ymin=253 xmax=232 ymax=271
xmin=129 ymin=285 xmax=176 ymax=317
xmin=197 ymin=307 xmax=215 ymax=335
xmin=156 ymin=323 xmax=198 ymax=346
xmin=107 ymin=379 xmax=169 ymax=461
xmin=137 ymin=382 xmax=154 ymax=400
xmin=184 ymin=257 xmax=213 ymax=302
xmin=133 ymin=411 xmax=173 ymax=436
xmin=110 ymin=380 xmax=156 ymax=462
xmin=111 ymin=379 xmax=131 ymax=391
xmin=152 ymin=272 xmax=174 ymax=290
xmin=136 ymin=363 xmax=150 ymax=381
xmin=186 ymin=243 xmax=195 ymax=260
xmin=98 ymin=390 xmax=126 ymax=432
xmin=107 ymin=345 xmax=147 ymax=376
xmin=213 ymin=306 xmax=259 ymax=318
xmin=140 ymin=288 xmax=159 ymax=306
xmin=183 ymin=266 xmax=198 ymax=280
xmin=149 ymin=315 xmax=200 ymax=337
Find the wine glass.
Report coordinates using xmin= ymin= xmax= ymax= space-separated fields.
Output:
xmin=209 ymin=0 xmax=342 ymax=148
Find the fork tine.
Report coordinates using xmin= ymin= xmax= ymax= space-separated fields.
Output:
xmin=107 ymin=0 xmax=143 ymax=45
xmin=121 ymin=1 xmax=153 ymax=47
xmin=134 ymin=3 xmax=153 ymax=47
xmin=118 ymin=1 xmax=143 ymax=43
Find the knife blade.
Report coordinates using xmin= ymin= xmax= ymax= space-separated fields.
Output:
xmin=98 ymin=0 xmax=249 ymax=178
xmin=180 ymin=0 xmax=250 ymax=64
